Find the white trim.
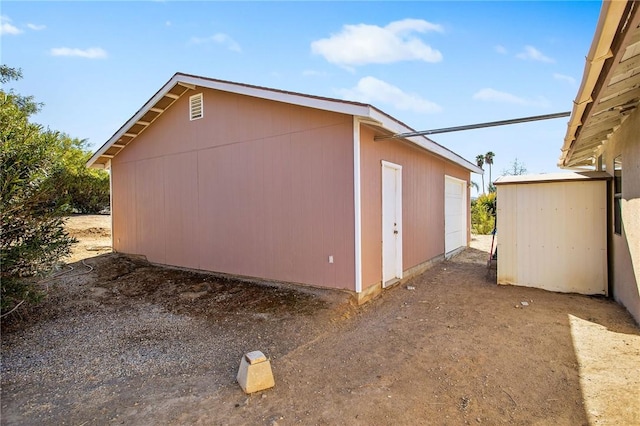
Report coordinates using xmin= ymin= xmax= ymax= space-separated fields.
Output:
xmin=444 ymin=175 xmax=468 ymax=257
xmin=88 ymin=73 xmax=481 ymax=173
xmin=381 ymin=160 xmax=403 ymax=287
xmin=176 ymin=74 xmax=372 ymax=118
xmin=87 ymin=74 xmax=184 ymax=167
xmin=108 ymin=160 xmax=114 ymax=251
xmin=353 ymin=117 xmax=363 ymax=293
xmin=368 ymin=108 xmax=481 ymax=174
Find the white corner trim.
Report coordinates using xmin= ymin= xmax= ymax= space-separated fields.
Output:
xmin=353 ymin=117 xmax=363 ymax=293
xmin=108 ymin=162 xmax=114 ymax=251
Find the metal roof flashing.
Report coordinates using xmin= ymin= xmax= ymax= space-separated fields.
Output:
xmin=494 ymin=171 xmax=612 ymax=186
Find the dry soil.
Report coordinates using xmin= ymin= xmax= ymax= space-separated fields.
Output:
xmin=1 ymin=215 xmax=639 ymax=425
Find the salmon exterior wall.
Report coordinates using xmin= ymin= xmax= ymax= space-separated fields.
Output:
xmin=359 ymin=126 xmax=470 ymax=290
xmin=111 ymin=87 xmax=356 ymax=290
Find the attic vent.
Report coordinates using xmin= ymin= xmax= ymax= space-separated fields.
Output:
xmin=189 ymin=93 xmax=203 ymax=120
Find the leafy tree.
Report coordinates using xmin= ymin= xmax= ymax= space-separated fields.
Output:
xmin=475 ymin=154 xmax=485 ymax=194
xmin=502 ymin=157 xmax=528 ymax=176
xmin=54 ymin=135 xmax=110 ymax=214
xmin=471 ymin=192 xmax=496 ymax=234
xmin=1 ymin=66 xmax=76 ymax=314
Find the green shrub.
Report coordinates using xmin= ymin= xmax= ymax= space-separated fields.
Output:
xmin=54 ymin=136 xmax=110 ymax=214
xmin=1 ymin=66 xmax=76 ymax=314
xmin=471 ymin=192 xmax=496 ymax=234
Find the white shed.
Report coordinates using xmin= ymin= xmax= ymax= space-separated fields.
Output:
xmin=494 ymin=172 xmax=611 ymax=295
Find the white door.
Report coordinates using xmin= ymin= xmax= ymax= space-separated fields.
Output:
xmin=445 ymin=175 xmax=467 ymax=256
xmin=382 ymin=161 xmax=402 ymax=287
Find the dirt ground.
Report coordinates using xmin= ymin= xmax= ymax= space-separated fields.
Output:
xmin=2 ymin=215 xmax=639 ymax=425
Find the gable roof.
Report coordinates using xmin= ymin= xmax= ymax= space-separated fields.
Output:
xmin=559 ymin=0 xmax=640 ymax=168
xmin=87 ymin=72 xmax=482 ymax=173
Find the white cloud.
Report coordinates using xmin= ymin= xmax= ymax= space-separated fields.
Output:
xmin=494 ymin=45 xmax=507 ymax=54
xmin=553 ymin=73 xmax=576 ymax=85
xmin=27 ymin=23 xmax=46 ymax=31
xmin=50 ymin=47 xmax=108 ymax=59
xmin=472 ymin=88 xmax=550 ymax=107
xmin=165 ymin=21 xmax=172 ymax=27
xmin=311 ymin=18 xmax=443 ymax=67
xmin=1 ymin=15 xmax=23 ymax=35
xmin=337 ymin=76 xmax=442 ymax=114
xmin=189 ymin=33 xmax=242 ymax=52
xmin=516 ymin=45 xmax=554 ymax=63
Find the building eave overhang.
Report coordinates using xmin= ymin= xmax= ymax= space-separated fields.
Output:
xmin=88 ymin=73 xmax=479 ymax=173
xmin=559 ymin=0 xmax=640 ymax=169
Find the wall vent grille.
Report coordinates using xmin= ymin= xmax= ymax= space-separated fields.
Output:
xmin=190 ymin=93 xmax=203 ymax=120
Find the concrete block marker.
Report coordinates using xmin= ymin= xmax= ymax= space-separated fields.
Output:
xmin=237 ymin=350 xmax=275 ymax=394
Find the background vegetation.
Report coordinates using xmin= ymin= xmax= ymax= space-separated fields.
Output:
xmin=1 ymin=65 xmax=109 ymax=314
xmin=471 ymin=192 xmax=496 ymax=235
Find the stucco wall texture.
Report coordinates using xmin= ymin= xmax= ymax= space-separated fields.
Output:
xmin=112 ymin=87 xmax=356 ymax=290
xmin=604 ymin=107 xmax=640 ymax=324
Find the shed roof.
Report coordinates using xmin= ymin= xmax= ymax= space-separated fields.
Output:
xmin=495 ymin=171 xmax=611 ymax=186
xmin=87 ymin=72 xmax=482 ymax=174
xmin=559 ymin=0 xmax=640 ymax=168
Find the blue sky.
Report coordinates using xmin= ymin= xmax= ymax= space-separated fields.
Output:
xmin=2 ymin=1 xmax=602 ymax=194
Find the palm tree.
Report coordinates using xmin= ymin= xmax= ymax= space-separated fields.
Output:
xmin=484 ymin=151 xmax=495 ymax=188
xmin=476 ymin=154 xmax=485 ymax=193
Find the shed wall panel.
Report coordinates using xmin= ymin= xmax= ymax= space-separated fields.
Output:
xmin=163 ymin=151 xmax=200 ymax=270
xmin=135 ymin=157 xmax=166 ymax=264
xmin=111 ymin=161 xmax=138 ymax=255
xmin=497 ymin=180 xmax=607 ymax=295
xmin=111 ymin=87 xmax=355 ymax=290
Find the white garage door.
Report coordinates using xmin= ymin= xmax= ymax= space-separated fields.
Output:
xmin=445 ymin=176 xmax=467 ymax=255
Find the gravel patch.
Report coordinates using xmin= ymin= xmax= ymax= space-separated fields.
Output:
xmin=1 ymin=253 xmax=348 ymax=425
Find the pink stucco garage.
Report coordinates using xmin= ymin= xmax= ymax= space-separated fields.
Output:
xmin=88 ymin=73 xmax=481 ymax=302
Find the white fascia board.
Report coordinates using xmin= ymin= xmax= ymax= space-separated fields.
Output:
xmin=88 ymin=72 xmax=482 ymax=175
xmin=177 ymin=74 xmax=372 ymax=118
xmin=368 ymin=108 xmax=483 ymax=174
xmin=87 ymin=74 xmax=184 ymax=168
xmin=181 ymin=75 xmax=480 ymax=173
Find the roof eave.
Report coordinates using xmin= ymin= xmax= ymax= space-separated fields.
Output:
xmin=87 ymin=73 xmax=189 ymax=168
xmin=89 ymin=73 xmax=481 ymax=174
xmin=559 ymin=0 xmax=640 ymax=169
